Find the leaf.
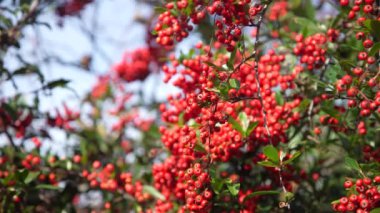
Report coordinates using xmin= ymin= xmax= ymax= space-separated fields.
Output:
xmin=238 ymin=112 xmax=249 ymax=133
xmin=345 ymin=156 xmax=361 ymax=172
xmin=243 ymin=190 xmax=280 ymax=202
xmin=331 ymin=199 xmax=340 ymax=205
xmin=194 ymin=142 xmax=207 ymax=153
xmin=154 ymin=7 xmax=167 ymax=13
xmin=369 ymin=42 xmax=380 ymax=56
xmin=284 ymin=192 xmax=295 ymax=202
xmin=229 ymin=78 xmax=240 ymax=89
xmin=143 ymin=185 xmax=165 ymax=201
xmin=204 ymin=61 xmax=227 ymax=71
xmin=325 ymin=62 xmax=344 ymax=82
xmin=44 ymin=79 xmax=70 ymax=90
xmin=228 ymin=116 xmax=244 ymax=135
xmin=211 ymin=178 xmax=225 ymax=194
xmin=24 ymin=171 xmax=40 ymax=184
xmin=283 ymin=151 xmax=302 ymax=165
xmin=363 ymin=20 xmax=380 ymax=40
xmin=303 ymin=0 xmax=316 ymax=20
xmin=36 ymin=184 xmax=60 ymax=190
xmin=227 ymin=182 xmax=240 ymax=196
xmin=257 ymin=160 xmax=278 ymax=168
xmin=263 ymin=145 xmax=280 ymax=163
xmin=178 ymin=112 xmax=185 ymax=126
xmin=371 ymin=208 xmax=380 ymax=213
xmin=15 ymin=169 xmax=28 ymax=182
xmin=246 ymin=121 xmax=258 ymax=137
xmin=275 ymin=92 xmax=285 ymax=106
xmin=293 ymin=17 xmax=319 ymax=35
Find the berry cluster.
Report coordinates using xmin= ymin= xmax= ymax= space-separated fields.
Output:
xmin=154 ymin=0 xmax=267 ymax=50
xmin=113 ymin=48 xmax=152 ymax=82
xmin=332 ymin=177 xmax=380 ymax=212
xmin=340 ymin=0 xmax=379 ymax=20
xmin=293 ymin=33 xmax=327 ymax=70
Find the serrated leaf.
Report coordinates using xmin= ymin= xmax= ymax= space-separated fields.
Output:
xmin=263 ymin=145 xmax=280 ymax=163
xmin=143 ymin=185 xmax=165 ymax=201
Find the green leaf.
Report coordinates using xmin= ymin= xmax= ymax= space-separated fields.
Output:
xmin=284 ymin=192 xmax=295 ymax=202
xmin=238 ymin=112 xmax=249 ymax=133
xmin=24 ymin=171 xmax=40 ymax=184
xmin=211 ymin=178 xmax=225 ymax=194
xmin=257 ymin=160 xmax=278 ymax=168
xmin=243 ymin=190 xmax=280 ymax=202
xmin=178 ymin=112 xmax=185 ymax=126
xmin=194 ymin=142 xmax=207 ymax=153
xmin=229 ymin=78 xmax=240 ymax=89
xmin=227 ymin=182 xmax=240 ymax=196
xmin=321 ymin=101 xmax=340 ymax=119
xmin=303 ymin=0 xmax=316 ymax=20
xmin=228 ymin=116 xmax=244 ymax=135
xmin=283 ymin=151 xmax=302 ymax=165
xmin=15 ymin=169 xmax=28 ymax=182
xmin=154 ymin=7 xmax=167 ymax=13
xmin=275 ymin=92 xmax=285 ymax=106
xmin=143 ymin=185 xmax=165 ymax=201
xmin=325 ymin=62 xmax=344 ymax=82
xmin=371 ymin=208 xmax=380 ymax=213
xmin=204 ymin=61 xmax=227 ymax=71
xmin=293 ymin=17 xmax=319 ymax=35
xmin=363 ymin=20 xmax=380 ymax=40
xmin=345 ymin=156 xmax=361 ymax=172
xmin=36 ymin=184 xmax=60 ymax=190
xmin=246 ymin=121 xmax=258 ymax=137
xmin=369 ymin=42 xmax=380 ymax=56
xmin=263 ymin=145 xmax=280 ymax=163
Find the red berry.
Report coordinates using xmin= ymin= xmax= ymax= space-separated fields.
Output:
xmin=363 ymin=39 xmax=373 ymax=48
